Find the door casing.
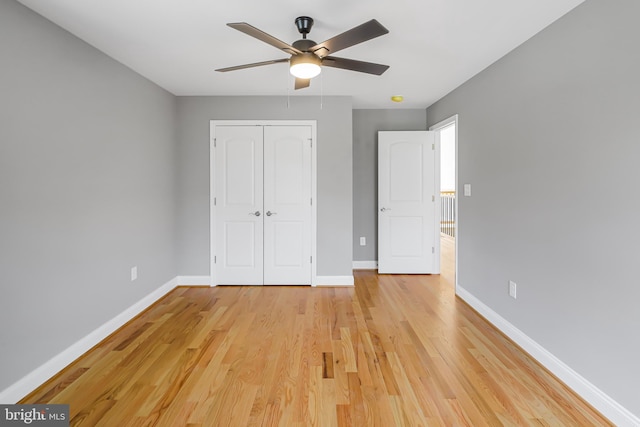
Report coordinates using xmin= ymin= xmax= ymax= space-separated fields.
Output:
xmin=430 ymin=114 xmax=459 ymax=289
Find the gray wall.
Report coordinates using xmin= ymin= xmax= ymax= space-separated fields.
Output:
xmin=352 ymin=109 xmax=427 ymax=262
xmin=427 ymin=0 xmax=640 ymax=416
xmin=176 ymin=96 xmax=353 ymax=277
xmin=0 ymin=0 xmax=177 ymax=391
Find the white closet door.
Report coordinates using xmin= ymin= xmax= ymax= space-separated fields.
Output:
xmin=263 ymin=126 xmax=312 ymax=285
xmin=378 ymin=131 xmax=437 ymax=274
xmin=214 ymin=126 xmax=264 ymax=285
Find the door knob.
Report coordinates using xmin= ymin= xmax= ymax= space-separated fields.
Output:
xmin=380 ymin=207 xmax=391 ymax=212
xmin=266 ymin=211 xmax=277 ymax=216
xmin=250 ymin=211 xmax=261 ymax=216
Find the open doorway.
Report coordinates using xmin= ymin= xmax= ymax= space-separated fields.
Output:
xmin=431 ymin=116 xmax=458 ymax=288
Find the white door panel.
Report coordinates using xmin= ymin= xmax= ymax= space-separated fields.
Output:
xmin=263 ymin=126 xmax=312 ymax=285
xmin=272 ymin=221 xmax=304 ymax=265
xmin=390 ymin=216 xmax=424 ymax=256
xmin=389 ymin=143 xmax=424 ymax=202
xmin=378 ymin=131 xmax=437 ymax=274
xmin=224 ymin=221 xmax=257 ymax=266
xmin=223 ymin=139 xmax=259 ymax=205
xmin=215 ymin=126 xmax=263 ymax=285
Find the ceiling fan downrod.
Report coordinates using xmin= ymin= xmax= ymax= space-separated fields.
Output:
xmin=295 ymin=16 xmax=314 ymax=39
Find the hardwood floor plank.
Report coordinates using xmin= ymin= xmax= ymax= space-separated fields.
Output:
xmin=19 ymin=239 xmax=614 ymax=426
xmin=330 ymin=342 xmax=350 ymax=405
xmin=386 ymin=351 xmax=429 ymax=425
xmin=339 ymin=327 xmax=357 ymax=373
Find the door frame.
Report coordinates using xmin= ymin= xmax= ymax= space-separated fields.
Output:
xmin=429 ymin=114 xmax=458 ymax=290
xmin=209 ymin=120 xmax=318 ymax=287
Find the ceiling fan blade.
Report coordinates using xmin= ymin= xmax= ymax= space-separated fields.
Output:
xmin=322 ymin=56 xmax=389 ymax=75
xmin=294 ymin=78 xmax=310 ymax=90
xmin=227 ymin=23 xmax=303 ymax=55
xmin=216 ymin=58 xmax=289 ymax=72
xmin=311 ymin=19 xmax=389 ymax=58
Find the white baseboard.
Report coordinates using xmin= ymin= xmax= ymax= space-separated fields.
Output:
xmin=0 ymin=278 xmax=178 ymax=404
xmin=314 ymin=275 xmax=354 ymax=286
xmin=177 ymin=275 xmax=211 ymax=286
xmin=353 ymin=260 xmax=377 ymax=270
xmin=456 ymin=285 xmax=640 ymax=427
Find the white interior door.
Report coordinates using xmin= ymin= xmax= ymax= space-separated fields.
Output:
xmin=212 ymin=123 xmax=313 ymax=285
xmin=214 ymin=126 xmax=264 ymax=285
xmin=378 ymin=131 xmax=437 ymax=274
xmin=263 ymin=126 xmax=312 ymax=285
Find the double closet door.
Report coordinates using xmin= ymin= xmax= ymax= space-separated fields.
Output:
xmin=212 ymin=123 xmax=313 ymax=285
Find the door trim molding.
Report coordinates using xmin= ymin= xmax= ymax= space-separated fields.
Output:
xmin=209 ymin=120 xmax=318 ymax=286
xmin=430 ymin=114 xmax=458 ymax=286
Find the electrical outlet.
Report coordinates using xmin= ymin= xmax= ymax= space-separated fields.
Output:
xmin=359 ymin=237 xmax=366 ymax=246
xmin=509 ymin=280 xmax=517 ymax=299
xmin=131 ymin=266 xmax=138 ymax=281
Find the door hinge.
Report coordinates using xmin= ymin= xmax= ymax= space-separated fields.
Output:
xmin=214 ymin=197 xmax=217 ymax=206
xmin=432 ymin=195 xmax=435 ymax=202
xmin=214 ymin=256 xmax=217 ymax=263
xmin=310 ymin=256 xmax=313 ymax=264
xmin=432 ymin=143 xmax=435 ymax=150
xmin=310 ymin=198 xmax=313 ymax=206
xmin=432 ymin=247 xmax=435 ymax=254
xmin=213 ymin=138 xmax=217 ymax=148
xmin=308 ymin=138 xmax=313 ymax=148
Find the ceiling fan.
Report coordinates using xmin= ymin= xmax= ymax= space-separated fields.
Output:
xmin=216 ymin=16 xmax=390 ymax=90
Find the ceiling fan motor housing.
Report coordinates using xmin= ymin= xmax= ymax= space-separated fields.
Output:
xmin=292 ymin=39 xmax=317 ymax=52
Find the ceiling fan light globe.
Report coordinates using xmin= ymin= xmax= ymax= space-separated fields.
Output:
xmin=289 ymin=53 xmax=322 ymax=79
xmin=290 ymin=63 xmax=321 ymax=79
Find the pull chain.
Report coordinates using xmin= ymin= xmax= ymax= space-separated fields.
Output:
xmin=320 ymin=71 xmax=323 ymax=110
xmin=286 ymin=68 xmax=290 ymax=109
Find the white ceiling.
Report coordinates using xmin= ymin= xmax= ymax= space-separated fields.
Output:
xmin=17 ymin=0 xmax=584 ymax=109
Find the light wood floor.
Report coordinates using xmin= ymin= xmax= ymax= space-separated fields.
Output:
xmin=22 ymin=237 xmax=612 ymax=426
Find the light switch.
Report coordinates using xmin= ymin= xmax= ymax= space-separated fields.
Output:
xmin=464 ymin=184 xmax=472 ymax=196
